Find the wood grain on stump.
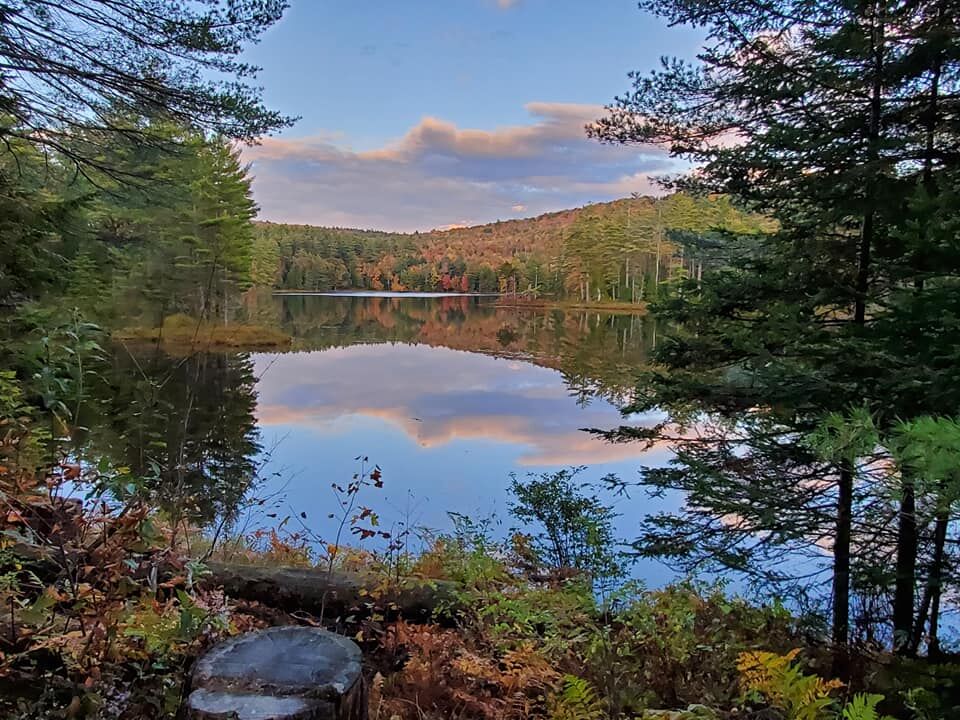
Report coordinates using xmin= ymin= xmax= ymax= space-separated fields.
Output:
xmin=186 ymin=627 xmax=366 ymax=720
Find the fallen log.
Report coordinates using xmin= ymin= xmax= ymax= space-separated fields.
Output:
xmin=203 ymin=562 xmax=461 ymax=622
xmin=9 ymin=543 xmax=461 ymax=622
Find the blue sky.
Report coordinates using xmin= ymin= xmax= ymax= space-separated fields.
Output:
xmin=241 ymin=0 xmax=702 ymax=231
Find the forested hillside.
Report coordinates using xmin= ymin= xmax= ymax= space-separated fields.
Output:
xmin=251 ymin=193 xmax=772 ymax=300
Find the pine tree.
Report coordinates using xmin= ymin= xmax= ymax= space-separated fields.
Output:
xmin=592 ymin=0 xmax=960 ymax=669
xmin=0 ymin=0 xmax=292 ymax=171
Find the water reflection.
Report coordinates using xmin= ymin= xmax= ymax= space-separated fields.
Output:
xmin=243 ymin=294 xmax=674 ymax=568
xmin=254 ymin=343 xmax=663 ymax=468
xmin=248 ymin=292 xmax=656 ymax=406
xmin=85 ymin=350 xmax=261 ymax=526
xmin=93 ymin=294 xmax=673 ymax=571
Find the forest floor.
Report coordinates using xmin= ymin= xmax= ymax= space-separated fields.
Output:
xmin=1 ymin=501 xmax=954 ymax=720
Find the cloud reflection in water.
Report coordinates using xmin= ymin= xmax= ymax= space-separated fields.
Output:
xmin=253 ymin=343 xmax=665 ymax=467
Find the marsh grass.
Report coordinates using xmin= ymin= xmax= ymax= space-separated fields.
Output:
xmin=114 ymin=313 xmax=292 ymax=350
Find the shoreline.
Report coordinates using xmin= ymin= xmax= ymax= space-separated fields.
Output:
xmin=270 ymin=290 xmax=500 ymax=298
xmin=269 ymin=289 xmax=648 ymax=313
xmin=495 ymin=297 xmax=648 ymax=314
xmin=113 ymin=318 xmax=292 ymax=351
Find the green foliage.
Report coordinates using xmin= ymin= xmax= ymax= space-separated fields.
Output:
xmin=590 ymin=0 xmax=960 ymax=663
xmin=562 ymin=194 xmax=770 ymax=303
xmin=738 ymin=650 xmax=900 ymax=720
xmin=549 ymin=675 xmax=606 ymax=720
xmin=251 ymin=193 xmax=766 ymax=299
xmin=738 ymin=649 xmax=842 ymax=720
xmin=95 ymin=128 xmax=260 ymax=327
xmin=0 ymin=369 xmax=35 ymax=444
xmin=890 ymin=417 xmax=960 ymax=495
xmin=431 ymin=512 xmax=512 ymax=589
xmin=478 ymin=582 xmax=597 ymax=650
xmin=841 ymin=694 xmax=893 ymax=720
xmin=806 ymin=408 xmax=880 ymax=466
xmin=871 ymin=657 xmax=960 ymax=720
xmin=0 ymin=134 xmax=91 ymax=306
xmin=0 ymin=0 xmax=292 ymax=169
xmin=583 ymin=581 xmax=798 ymax=712
xmin=122 ymin=590 xmax=228 ymax=657
xmin=509 ymin=467 xmax=628 ymax=593
xmin=24 ymin=311 xmax=105 ymax=425
xmin=395 ymin=531 xmax=803 ymax=720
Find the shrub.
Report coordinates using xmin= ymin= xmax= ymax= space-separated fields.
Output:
xmin=508 ymin=467 xmax=628 ymax=595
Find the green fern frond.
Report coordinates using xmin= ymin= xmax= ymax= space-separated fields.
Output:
xmin=550 ymin=674 xmax=606 ymax=720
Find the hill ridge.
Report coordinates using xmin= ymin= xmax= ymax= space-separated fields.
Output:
xmin=250 ymin=193 xmax=767 ymax=298
xmin=254 ymin=195 xmax=658 ymax=237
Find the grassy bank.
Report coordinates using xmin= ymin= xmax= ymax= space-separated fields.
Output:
xmin=113 ymin=313 xmax=292 ymax=350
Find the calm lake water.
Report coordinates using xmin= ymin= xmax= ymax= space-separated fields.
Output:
xmin=102 ymin=293 xmax=681 ymax=584
xmin=248 ymin=293 xmax=678 ymax=581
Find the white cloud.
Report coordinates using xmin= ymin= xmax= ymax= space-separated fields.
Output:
xmin=243 ymin=102 xmax=677 ymax=231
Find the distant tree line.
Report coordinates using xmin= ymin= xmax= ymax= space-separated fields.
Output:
xmin=251 ymin=194 xmax=770 ymax=299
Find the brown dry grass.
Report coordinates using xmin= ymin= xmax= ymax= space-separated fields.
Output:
xmin=114 ymin=313 xmax=291 ymax=350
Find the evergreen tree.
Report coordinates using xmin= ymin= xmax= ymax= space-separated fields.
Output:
xmin=592 ymin=0 xmax=960 ymax=669
xmin=0 ymin=0 xmax=293 ymax=171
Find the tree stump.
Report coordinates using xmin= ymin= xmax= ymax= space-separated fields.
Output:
xmin=186 ymin=627 xmax=366 ymax=720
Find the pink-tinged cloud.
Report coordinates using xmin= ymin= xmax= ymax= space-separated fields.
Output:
xmin=243 ymin=102 xmax=680 ymax=231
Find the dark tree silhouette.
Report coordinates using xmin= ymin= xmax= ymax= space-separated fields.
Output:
xmin=0 ymin=0 xmax=294 ymax=170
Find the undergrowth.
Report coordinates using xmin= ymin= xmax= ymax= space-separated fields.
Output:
xmin=0 ymin=315 xmax=956 ymax=719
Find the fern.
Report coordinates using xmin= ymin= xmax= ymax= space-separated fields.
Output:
xmin=738 ymin=650 xmax=842 ymax=720
xmin=550 ymin=675 xmax=606 ymax=720
xmin=841 ymin=694 xmax=894 ymax=720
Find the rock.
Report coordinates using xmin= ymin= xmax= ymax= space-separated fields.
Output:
xmin=186 ymin=626 xmax=366 ymax=720
xmin=642 ymin=705 xmax=719 ymax=720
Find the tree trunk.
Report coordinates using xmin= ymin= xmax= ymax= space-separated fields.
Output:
xmin=11 ymin=544 xmax=459 ymax=624
xmin=654 ymin=215 xmax=662 ymax=290
xmin=625 ymin=257 xmax=630 ymax=302
xmin=893 ymin=476 xmax=918 ymax=654
xmin=831 ymin=463 xmax=853 ymax=680
xmin=911 ymin=508 xmax=948 ymax=656
xmin=187 ymin=627 xmax=367 ymax=720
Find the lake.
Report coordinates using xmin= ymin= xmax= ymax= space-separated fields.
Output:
xmin=97 ymin=293 xmax=681 ymax=584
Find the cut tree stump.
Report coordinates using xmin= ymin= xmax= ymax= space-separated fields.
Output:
xmin=186 ymin=626 xmax=366 ymax=720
